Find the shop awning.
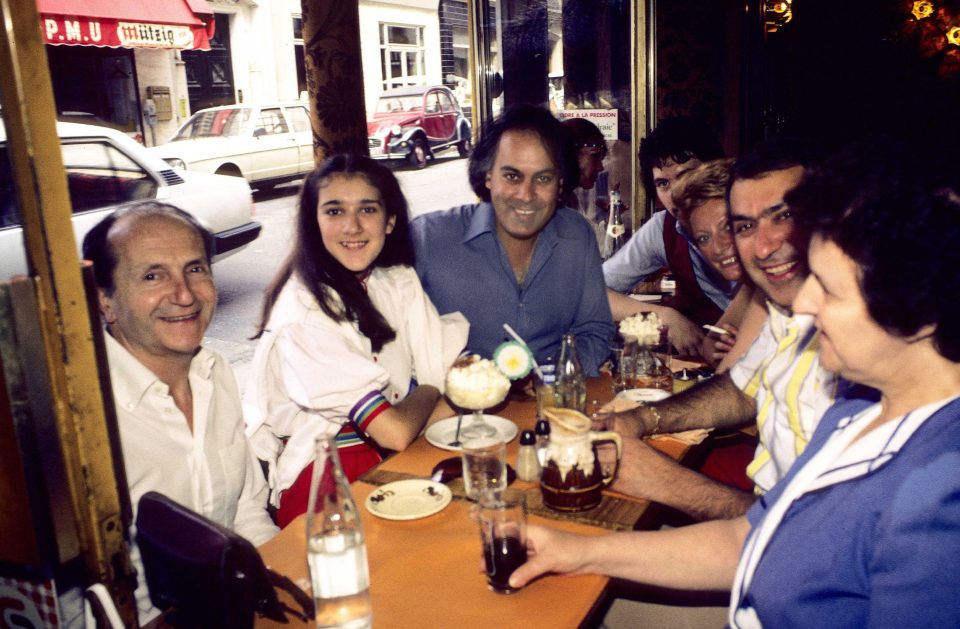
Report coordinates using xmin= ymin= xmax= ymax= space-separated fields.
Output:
xmin=37 ymin=0 xmax=215 ymax=50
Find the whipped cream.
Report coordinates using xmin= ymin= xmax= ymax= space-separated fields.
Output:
xmin=445 ymin=355 xmax=511 ymax=410
xmin=619 ymin=312 xmax=663 ymax=345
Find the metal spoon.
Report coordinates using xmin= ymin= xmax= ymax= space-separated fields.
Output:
xmin=448 ymin=410 xmax=464 ymax=447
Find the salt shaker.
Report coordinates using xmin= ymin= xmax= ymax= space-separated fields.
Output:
xmin=515 ymin=430 xmax=541 ymax=482
xmin=534 ymin=418 xmax=551 ymax=466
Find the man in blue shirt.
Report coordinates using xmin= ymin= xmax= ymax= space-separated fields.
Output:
xmin=410 ymin=106 xmax=615 ymax=376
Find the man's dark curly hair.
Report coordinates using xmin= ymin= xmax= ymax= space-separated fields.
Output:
xmin=787 ymin=138 xmax=960 ymax=361
xmin=468 ymin=105 xmax=577 ymax=202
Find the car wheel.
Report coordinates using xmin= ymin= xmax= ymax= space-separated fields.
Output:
xmin=409 ymin=139 xmax=428 ymax=169
xmin=215 ymin=164 xmax=243 ymax=178
xmin=457 ymin=133 xmax=472 ymax=158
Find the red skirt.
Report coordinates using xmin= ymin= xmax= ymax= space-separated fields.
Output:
xmin=275 ymin=441 xmax=382 ymax=529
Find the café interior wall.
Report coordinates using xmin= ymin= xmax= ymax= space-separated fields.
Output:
xmin=757 ymin=0 xmax=960 ymax=147
xmin=653 ymin=0 xmax=742 ymax=157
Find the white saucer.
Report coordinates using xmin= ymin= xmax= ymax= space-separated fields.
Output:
xmin=364 ymin=479 xmax=452 ymax=521
xmin=617 ymin=388 xmax=671 ymax=403
xmin=424 ymin=414 xmax=518 ymax=452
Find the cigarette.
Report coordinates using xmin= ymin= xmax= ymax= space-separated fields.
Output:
xmin=702 ymin=324 xmax=731 ymax=336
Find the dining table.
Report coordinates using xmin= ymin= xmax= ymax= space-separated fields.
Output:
xmin=256 ymin=373 xmax=703 ymax=628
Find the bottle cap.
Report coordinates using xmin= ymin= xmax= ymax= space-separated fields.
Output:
xmin=539 ymin=363 xmax=557 ymax=384
xmin=520 ymin=430 xmax=536 ymax=445
xmin=535 ymin=419 xmax=551 ymax=436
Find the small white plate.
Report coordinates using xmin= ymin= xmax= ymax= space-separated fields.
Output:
xmin=617 ymin=388 xmax=671 ymax=403
xmin=364 ymin=479 xmax=452 ymax=521
xmin=424 ymin=414 xmax=519 ymax=452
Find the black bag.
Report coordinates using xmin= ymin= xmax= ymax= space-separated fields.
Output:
xmin=136 ymin=491 xmax=312 ymax=628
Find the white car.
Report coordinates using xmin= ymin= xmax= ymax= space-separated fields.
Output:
xmin=0 ymin=121 xmax=260 ymax=279
xmin=147 ymin=103 xmax=314 ymax=190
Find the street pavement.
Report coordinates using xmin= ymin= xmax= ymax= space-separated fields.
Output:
xmin=203 ymin=153 xmax=475 ymax=385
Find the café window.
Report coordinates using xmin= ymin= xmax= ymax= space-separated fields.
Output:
xmin=379 ymin=23 xmax=425 ymax=90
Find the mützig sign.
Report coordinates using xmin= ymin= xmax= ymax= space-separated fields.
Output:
xmin=42 ymin=17 xmax=200 ymax=50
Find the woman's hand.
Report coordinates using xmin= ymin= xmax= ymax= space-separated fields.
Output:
xmin=659 ymin=308 xmax=704 ymax=357
xmin=701 ymin=323 xmax=738 ymax=367
xmin=508 ymin=524 xmax=596 ymax=589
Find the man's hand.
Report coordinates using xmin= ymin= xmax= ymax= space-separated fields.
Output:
xmin=701 ymin=323 xmax=738 ymax=367
xmin=659 ymin=308 xmax=704 ymax=357
xmin=508 ymin=524 xmax=598 ymax=588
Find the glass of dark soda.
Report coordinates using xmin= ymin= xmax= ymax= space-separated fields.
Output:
xmin=476 ymin=491 xmax=527 ymax=594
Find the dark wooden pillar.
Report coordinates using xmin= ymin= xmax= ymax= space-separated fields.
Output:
xmin=300 ymin=0 xmax=368 ymax=162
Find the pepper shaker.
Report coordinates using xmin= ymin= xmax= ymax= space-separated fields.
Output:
xmin=534 ymin=418 xmax=551 ymax=467
xmin=515 ymin=430 xmax=541 ymax=482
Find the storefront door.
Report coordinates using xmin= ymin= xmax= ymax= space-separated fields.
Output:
xmin=182 ymin=12 xmax=235 ymax=112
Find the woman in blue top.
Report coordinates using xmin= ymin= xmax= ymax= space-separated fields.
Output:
xmin=509 ymin=140 xmax=960 ymax=628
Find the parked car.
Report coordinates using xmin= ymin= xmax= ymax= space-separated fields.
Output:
xmin=367 ymin=85 xmax=472 ymax=169
xmin=0 ymin=120 xmax=260 ymax=279
xmin=147 ymin=102 xmax=313 ymax=190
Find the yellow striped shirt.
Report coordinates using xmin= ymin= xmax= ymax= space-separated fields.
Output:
xmin=729 ymin=303 xmax=838 ymax=493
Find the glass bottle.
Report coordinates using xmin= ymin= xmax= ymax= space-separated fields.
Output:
xmin=307 ymin=437 xmax=373 ymax=629
xmin=603 ymin=184 xmax=626 ymax=259
xmin=556 ymin=333 xmax=586 ymax=413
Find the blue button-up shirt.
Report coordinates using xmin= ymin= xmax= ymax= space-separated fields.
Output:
xmin=410 ymin=202 xmax=615 ymax=376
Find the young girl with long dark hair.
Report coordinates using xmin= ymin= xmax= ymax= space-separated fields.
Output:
xmin=244 ymin=155 xmax=468 ymax=527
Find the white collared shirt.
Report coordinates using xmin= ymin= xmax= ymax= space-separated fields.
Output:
xmin=243 ymin=265 xmax=469 ymax=502
xmin=106 ymin=334 xmax=277 ymax=624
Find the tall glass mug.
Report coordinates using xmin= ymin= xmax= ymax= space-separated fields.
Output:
xmin=612 ymin=335 xmax=638 ymax=394
xmin=475 ymin=491 xmax=528 ymax=594
xmin=461 ymin=437 xmax=508 ymax=501
xmin=635 ymin=325 xmax=673 ymax=392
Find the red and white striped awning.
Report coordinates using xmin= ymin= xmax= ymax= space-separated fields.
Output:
xmin=37 ymin=0 xmax=215 ymax=50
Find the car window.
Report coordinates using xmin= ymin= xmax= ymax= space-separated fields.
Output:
xmin=424 ymin=92 xmax=440 ymax=113
xmin=61 ymin=141 xmax=158 ymax=213
xmin=255 ymin=108 xmax=289 ymax=136
xmin=286 ymin=106 xmax=311 ymax=133
xmin=438 ymin=91 xmax=455 ymax=112
xmin=0 ymin=140 xmax=158 ymax=225
xmin=174 ymin=108 xmax=251 ymax=140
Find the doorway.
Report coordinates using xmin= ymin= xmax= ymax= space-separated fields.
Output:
xmin=181 ymin=13 xmax=236 ymax=112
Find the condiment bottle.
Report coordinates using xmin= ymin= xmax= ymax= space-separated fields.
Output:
xmin=515 ymin=430 xmax=541 ymax=482
xmin=557 ymin=333 xmax=587 ymax=412
xmin=307 ymin=437 xmax=373 ymax=628
xmin=535 ymin=418 xmax=551 ymax=466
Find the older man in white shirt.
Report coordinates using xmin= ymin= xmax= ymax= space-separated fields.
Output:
xmin=83 ymin=202 xmax=277 ymax=625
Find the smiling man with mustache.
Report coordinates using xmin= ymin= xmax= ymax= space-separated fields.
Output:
xmin=83 ymin=203 xmax=277 ymax=624
xmin=411 ymin=105 xmax=614 ymax=375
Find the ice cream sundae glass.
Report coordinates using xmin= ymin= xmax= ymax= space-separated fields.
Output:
xmin=446 ymin=355 xmax=511 ymax=440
